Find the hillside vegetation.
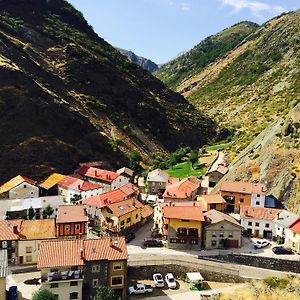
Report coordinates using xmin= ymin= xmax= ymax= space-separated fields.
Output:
xmin=0 ymin=0 xmax=216 ymax=181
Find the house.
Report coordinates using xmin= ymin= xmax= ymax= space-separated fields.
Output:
xmin=197 ymin=194 xmax=226 ymax=212
xmin=38 ymin=237 xmax=128 ymax=300
xmin=4 ymin=195 xmax=65 ymax=220
xmin=220 ymin=181 xmax=267 ymax=213
xmin=206 ymin=151 xmax=228 ymax=188
xmin=273 ymin=210 xmax=299 ymax=244
xmin=75 ymin=166 xmax=130 ymax=191
xmin=203 ymin=210 xmax=242 ymax=249
xmin=117 ymin=167 xmax=134 ymax=182
xmin=0 ymin=220 xmax=21 ymax=264
xmin=56 ymin=205 xmax=88 ymax=239
xmin=155 ymin=202 xmax=204 ymax=249
xmin=101 ymin=198 xmax=143 ymax=234
xmin=80 ymin=183 xmax=138 ymax=225
xmin=0 ymin=175 xmax=39 ymax=199
xmin=58 ymin=176 xmax=103 ymax=203
xmin=16 ymin=219 xmax=56 ymax=265
xmin=140 ymin=205 xmax=154 ymax=225
xmin=0 ymin=249 xmax=8 ymax=300
xmin=146 ymin=169 xmax=169 ymax=195
xmin=240 ymin=206 xmax=281 ymax=239
xmin=39 ymin=173 xmax=66 ymax=196
xmin=163 ymin=177 xmax=201 ymax=202
xmin=285 ymin=218 xmax=300 ymax=254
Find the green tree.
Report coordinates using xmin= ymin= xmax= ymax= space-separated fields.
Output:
xmin=28 ymin=206 xmax=35 ymax=220
xmin=44 ymin=204 xmax=54 ymax=218
xmin=189 ymin=149 xmax=199 ymax=168
xmin=70 ymin=194 xmax=82 ymax=203
xmin=93 ymin=286 xmax=118 ymax=300
xmin=129 ymin=151 xmax=142 ymax=170
xmin=32 ymin=288 xmax=57 ymax=300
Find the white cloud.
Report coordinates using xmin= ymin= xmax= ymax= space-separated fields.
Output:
xmin=218 ymin=0 xmax=285 ymax=16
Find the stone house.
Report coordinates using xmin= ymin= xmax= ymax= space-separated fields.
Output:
xmin=146 ymin=169 xmax=169 ymax=196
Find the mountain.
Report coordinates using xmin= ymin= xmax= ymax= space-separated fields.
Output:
xmin=155 ymin=21 xmax=259 ymax=90
xmin=117 ymin=48 xmax=158 ymax=72
xmin=0 ymin=0 xmax=216 ymax=182
xmin=156 ymin=11 xmax=300 ymax=210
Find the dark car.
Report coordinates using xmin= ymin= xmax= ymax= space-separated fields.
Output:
xmin=125 ymin=232 xmax=136 ymax=243
xmin=143 ymin=239 xmax=163 ymax=247
xmin=8 ymin=286 xmax=18 ymax=300
xmin=272 ymin=246 xmax=294 ymax=255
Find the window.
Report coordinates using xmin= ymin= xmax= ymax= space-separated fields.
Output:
xmin=50 ymin=283 xmax=59 ymax=288
xmin=248 ymin=221 xmax=252 ymax=226
xmin=212 ymin=233 xmax=217 ymax=237
xmin=11 ymin=241 xmax=16 ymax=247
xmin=26 ymin=255 xmax=32 ymax=263
xmin=136 ymin=214 xmax=138 ymax=219
xmin=126 ymin=218 xmax=131 ymax=223
xmin=24 ymin=184 xmax=27 ymax=188
xmin=211 ymin=240 xmax=217 ymax=246
xmin=265 ymin=223 xmax=270 ymax=228
xmin=70 ymin=292 xmax=79 ymax=300
xmin=92 ymin=265 xmax=100 ymax=273
xmin=189 ymin=239 xmax=198 ymax=245
xmin=170 ymin=238 xmax=177 ymax=243
xmin=113 ymin=262 xmax=123 ymax=271
xmin=64 ymin=225 xmax=70 ymax=231
xmin=26 ymin=247 xmax=32 ymax=253
xmin=120 ymin=220 xmax=125 ymax=226
xmin=240 ymin=199 xmax=244 ymax=203
xmin=257 ymin=194 xmax=260 ymax=197
xmin=92 ymin=279 xmax=99 ymax=288
xmin=70 ymin=281 xmax=78 ymax=286
xmin=111 ymin=276 xmax=123 ymax=286
xmin=220 ymin=225 xmax=224 ymax=229
xmin=219 ymin=233 xmax=224 ymax=238
xmin=210 ymin=204 xmax=216 ymax=209
xmin=255 ymin=222 xmax=259 ymax=227
xmin=75 ymin=224 xmax=81 ymax=230
xmin=178 ymin=238 xmax=187 ymax=244
xmin=177 ymin=228 xmax=187 ymax=236
xmin=2 ymin=241 xmax=7 ymax=249
xmin=256 ymin=201 xmax=260 ymax=205
xmin=229 ymin=233 xmax=233 ymax=238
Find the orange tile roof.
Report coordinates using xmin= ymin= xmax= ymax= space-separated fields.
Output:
xmin=81 ymin=183 xmax=138 ymax=208
xmin=166 ymin=177 xmax=181 ymax=185
xmin=39 ymin=173 xmax=66 ymax=190
xmin=198 ymin=194 xmax=226 ymax=204
xmin=163 ymin=205 xmax=204 ymax=222
xmin=58 ymin=176 xmax=102 ymax=191
xmin=75 ymin=166 xmax=119 ymax=183
xmin=159 ymin=201 xmax=205 ymax=208
xmin=106 ymin=198 xmax=142 ymax=217
xmin=220 ymin=181 xmax=267 ymax=195
xmin=163 ymin=176 xmax=201 ymax=199
xmin=141 ymin=205 xmax=154 ymax=219
xmin=0 ymin=220 xmax=22 ymax=241
xmin=289 ymin=218 xmax=300 ymax=234
xmin=19 ymin=219 xmax=56 ymax=240
xmin=0 ymin=175 xmax=36 ymax=194
xmin=56 ymin=205 xmax=88 ymax=223
xmin=38 ymin=237 xmax=127 ymax=268
xmin=204 ymin=210 xmax=241 ymax=227
xmin=240 ymin=206 xmax=281 ymax=221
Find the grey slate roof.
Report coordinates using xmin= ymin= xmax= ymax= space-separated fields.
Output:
xmin=274 ymin=210 xmax=299 ymax=228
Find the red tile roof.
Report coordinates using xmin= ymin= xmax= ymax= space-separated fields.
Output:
xmin=106 ymin=198 xmax=142 ymax=217
xmin=58 ymin=176 xmax=102 ymax=191
xmin=163 ymin=205 xmax=204 ymax=222
xmin=198 ymin=194 xmax=226 ymax=204
xmin=38 ymin=237 xmax=127 ymax=268
xmin=158 ymin=201 xmax=205 ymax=208
xmin=289 ymin=218 xmax=300 ymax=234
xmin=163 ymin=176 xmax=201 ymax=199
xmin=19 ymin=219 xmax=56 ymax=240
xmin=75 ymin=166 xmax=119 ymax=183
xmin=56 ymin=205 xmax=88 ymax=223
xmin=0 ymin=220 xmax=22 ymax=241
xmin=81 ymin=183 xmax=138 ymax=208
xmin=220 ymin=181 xmax=267 ymax=195
xmin=240 ymin=206 xmax=281 ymax=221
xmin=141 ymin=205 xmax=154 ymax=219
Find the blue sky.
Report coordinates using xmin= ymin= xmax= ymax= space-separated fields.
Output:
xmin=68 ymin=0 xmax=299 ymax=64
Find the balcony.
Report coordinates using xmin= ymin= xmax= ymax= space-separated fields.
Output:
xmin=41 ymin=270 xmax=82 ymax=283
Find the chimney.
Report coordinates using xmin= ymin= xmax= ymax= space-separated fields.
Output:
xmin=172 ymin=203 xmax=175 ymax=207
xmin=169 ymin=201 xmax=172 ymax=206
xmin=109 ymin=237 xmax=113 ymax=247
xmin=13 ymin=225 xmax=19 ymax=235
xmin=80 ymin=248 xmax=84 ymax=260
xmin=78 ymin=185 xmax=81 ymax=191
xmin=193 ymin=202 xmax=196 ymax=206
xmin=95 ymin=170 xmax=98 ymax=177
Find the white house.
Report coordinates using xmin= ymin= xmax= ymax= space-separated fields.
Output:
xmin=146 ymin=169 xmax=170 ymax=195
xmin=250 ymin=183 xmax=267 ymax=207
xmin=284 ymin=218 xmax=300 ymax=253
xmin=240 ymin=206 xmax=281 ymax=239
xmin=0 ymin=175 xmax=39 ymax=199
xmin=58 ymin=176 xmax=103 ymax=203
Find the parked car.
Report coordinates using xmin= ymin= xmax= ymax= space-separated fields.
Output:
xmin=128 ymin=284 xmax=153 ymax=295
xmin=153 ymin=273 xmax=164 ymax=287
xmin=165 ymin=273 xmax=177 ymax=289
xmin=8 ymin=286 xmax=18 ymax=300
xmin=125 ymin=232 xmax=135 ymax=243
xmin=254 ymin=239 xmax=270 ymax=249
xmin=272 ymin=246 xmax=294 ymax=255
xmin=144 ymin=239 xmax=163 ymax=247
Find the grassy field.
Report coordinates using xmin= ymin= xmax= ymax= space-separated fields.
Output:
xmin=205 ymin=142 xmax=231 ymax=151
xmin=166 ymin=161 xmax=205 ymax=178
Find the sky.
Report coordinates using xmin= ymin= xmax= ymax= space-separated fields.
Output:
xmin=67 ymin=0 xmax=299 ymax=64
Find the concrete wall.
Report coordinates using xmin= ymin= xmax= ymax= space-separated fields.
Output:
xmin=241 ymin=218 xmax=276 ymax=238
xmin=18 ymin=240 xmax=42 ymax=265
xmin=9 ymin=183 xmax=39 ymax=199
xmin=285 ymin=228 xmax=300 ymax=253
xmin=111 ymin=176 xmax=130 ymax=190
xmin=108 ymin=260 xmax=127 ymax=300
xmin=147 ymin=180 xmax=166 ymax=195
xmin=250 ymin=193 xmax=266 ymax=207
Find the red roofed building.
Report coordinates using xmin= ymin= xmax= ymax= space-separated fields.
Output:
xmin=285 ymin=218 xmax=300 ymax=254
xmin=58 ymin=176 xmax=103 ymax=203
xmin=163 ymin=176 xmax=201 ymax=202
xmin=38 ymin=237 xmax=128 ymax=300
xmin=75 ymin=166 xmax=130 ymax=191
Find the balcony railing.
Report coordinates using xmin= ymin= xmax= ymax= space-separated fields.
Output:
xmin=41 ymin=270 xmax=82 ymax=282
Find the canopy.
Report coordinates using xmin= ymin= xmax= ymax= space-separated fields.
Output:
xmin=186 ymin=272 xmax=204 ymax=282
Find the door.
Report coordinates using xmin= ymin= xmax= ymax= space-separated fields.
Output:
xmin=19 ymin=256 xmax=23 ymax=264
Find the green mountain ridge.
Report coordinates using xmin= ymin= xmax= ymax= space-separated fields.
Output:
xmin=0 ymin=0 xmax=216 ymax=182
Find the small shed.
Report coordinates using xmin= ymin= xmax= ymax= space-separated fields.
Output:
xmin=186 ymin=272 xmax=204 ymax=290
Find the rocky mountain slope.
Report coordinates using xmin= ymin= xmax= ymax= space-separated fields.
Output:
xmin=157 ymin=11 xmax=300 ymax=210
xmin=0 ymin=0 xmax=216 ymax=182
xmin=117 ymin=48 xmax=158 ymax=72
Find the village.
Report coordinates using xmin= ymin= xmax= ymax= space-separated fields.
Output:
xmin=0 ymin=152 xmax=300 ymax=300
